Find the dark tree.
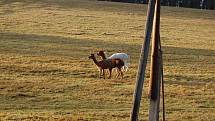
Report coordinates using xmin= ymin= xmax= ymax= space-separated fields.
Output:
xmin=207 ymin=0 xmax=215 ymax=9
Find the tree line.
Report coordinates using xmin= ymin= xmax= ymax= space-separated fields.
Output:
xmin=100 ymin=0 xmax=215 ymax=10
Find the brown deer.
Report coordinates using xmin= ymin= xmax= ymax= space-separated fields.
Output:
xmin=89 ymin=54 xmax=124 ymax=79
xmin=97 ymin=50 xmax=129 ymax=72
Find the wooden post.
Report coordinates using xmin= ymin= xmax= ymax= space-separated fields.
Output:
xmin=130 ymin=0 xmax=156 ymax=120
xmin=148 ymin=0 xmax=162 ymax=120
xmin=148 ymin=0 xmax=160 ymax=101
xmin=148 ymin=61 xmax=161 ymax=121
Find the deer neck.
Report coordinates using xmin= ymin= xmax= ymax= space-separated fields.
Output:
xmin=101 ymin=54 xmax=106 ymax=60
xmin=91 ymin=56 xmax=99 ymax=66
xmin=102 ymin=52 xmax=107 ymax=60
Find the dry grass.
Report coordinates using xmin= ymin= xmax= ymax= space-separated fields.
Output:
xmin=0 ymin=0 xmax=214 ymax=120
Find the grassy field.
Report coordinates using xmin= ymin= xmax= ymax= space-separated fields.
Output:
xmin=0 ymin=0 xmax=214 ymax=120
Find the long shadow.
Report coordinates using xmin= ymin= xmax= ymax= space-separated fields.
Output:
xmin=0 ymin=32 xmax=214 ymax=59
xmin=165 ymin=74 xmax=215 ymax=86
xmin=0 ymin=0 xmax=49 ymax=15
xmin=0 ymin=0 xmax=147 ymax=15
xmin=2 ymin=0 xmax=214 ymax=20
xmin=0 ymin=32 xmax=141 ymax=59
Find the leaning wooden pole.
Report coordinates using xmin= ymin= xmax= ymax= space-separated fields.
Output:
xmin=130 ymin=0 xmax=156 ymax=120
xmin=148 ymin=0 xmax=162 ymax=120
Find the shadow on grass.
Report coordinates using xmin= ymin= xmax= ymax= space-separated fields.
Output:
xmin=165 ymin=74 xmax=215 ymax=86
xmin=0 ymin=32 xmax=214 ymax=59
xmin=0 ymin=32 xmax=141 ymax=59
xmin=2 ymin=0 xmax=215 ymax=20
xmin=0 ymin=0 xmax=147 ymax=15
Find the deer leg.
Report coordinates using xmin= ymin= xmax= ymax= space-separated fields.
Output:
xmin=116 ymin=68 xmax=119 ymax=78
xmin=108 ymin=68 xmax=112 ymax=79
xmin=120 ymin=68 xmax=123 ymax=79
xmin=117 ymin=67 xmax=123 ymax=79
xmin=99 ymin=68 xmax=102 ymax=78
xmin=116 ymin=68 xmax=120 ymax=78
xmin=103 ymin=69 xmax=105 ymax=79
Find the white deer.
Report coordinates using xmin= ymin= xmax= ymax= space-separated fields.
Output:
xmin=97 ymin=50 xmax=130 ymax=72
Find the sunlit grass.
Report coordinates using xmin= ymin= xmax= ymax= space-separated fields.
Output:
xmin=0 ymin=0 xmax=214 ymax=120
